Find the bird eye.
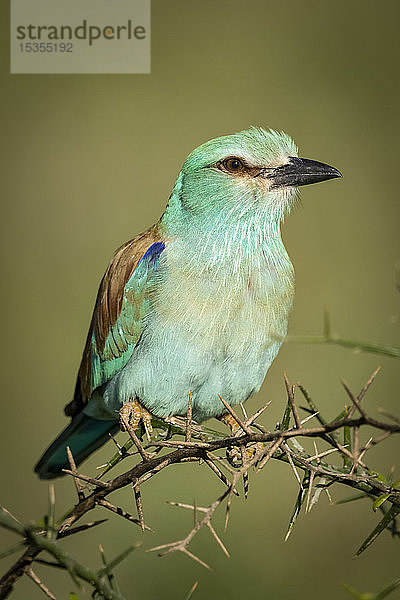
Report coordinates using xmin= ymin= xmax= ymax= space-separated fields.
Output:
xmin=221 ymin=157 xmax=246 ymax=173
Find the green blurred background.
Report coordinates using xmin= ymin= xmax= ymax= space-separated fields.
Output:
xmin=1 ymin=1 xmax=400 ymax=598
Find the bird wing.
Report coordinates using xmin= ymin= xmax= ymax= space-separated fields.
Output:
xmin=65 ymin=225 xmax=165 ymax=418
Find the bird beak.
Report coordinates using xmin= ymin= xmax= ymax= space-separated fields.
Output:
xmin=267 ymin=157 xmax=342 ymax=188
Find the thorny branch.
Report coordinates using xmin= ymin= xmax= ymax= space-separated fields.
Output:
xmin=0 ymin=368 xmax=399 ymax=599
xmin=287 ymin=310 xmax=400 ymax=359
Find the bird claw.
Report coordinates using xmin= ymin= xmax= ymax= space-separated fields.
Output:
xmin=226 ymin=442 xmax=264 ymax=468
xmin=219 ymin=412 xmax=263 ymax=468
xmin=120 ymin=399 xmax=153 ymax=441
xmin=226 ymin=446 xmax=243 ymax=468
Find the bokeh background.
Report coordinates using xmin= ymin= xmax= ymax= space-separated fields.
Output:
xmin=1 ymin=1 xmax=400 ymax=598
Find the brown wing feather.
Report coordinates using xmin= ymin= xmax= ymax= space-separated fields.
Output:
xmin=65 ymin=224 xmax=162 ymax=418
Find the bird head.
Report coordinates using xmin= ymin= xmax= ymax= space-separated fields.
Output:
xmin=175 ymin=127 xmax=341 ymax=224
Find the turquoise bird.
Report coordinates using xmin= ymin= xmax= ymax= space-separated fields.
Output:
xmin=35 ymin=127 xmax=341 ymax=479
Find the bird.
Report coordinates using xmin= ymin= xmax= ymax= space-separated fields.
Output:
xmin=35 ymin=127 xmax=341 ymax=479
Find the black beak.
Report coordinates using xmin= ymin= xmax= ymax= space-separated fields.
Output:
xmin=269 ymin=157 xmax=342 ymax=188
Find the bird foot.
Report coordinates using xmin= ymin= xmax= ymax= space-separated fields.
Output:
xmin=120 ymin=399 xmax=153 ymax=442
xmin=220 ymin=413 xmax=263 ymax=467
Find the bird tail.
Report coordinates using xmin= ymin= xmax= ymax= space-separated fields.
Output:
xmin=34 ymin=413 xmax=119 ymax=480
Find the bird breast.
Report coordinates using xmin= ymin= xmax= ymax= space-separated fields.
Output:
xmin=151 ymin=237 xmax=295 ymax=357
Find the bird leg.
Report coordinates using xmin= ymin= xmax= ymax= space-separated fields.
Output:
xmin=219 ymin=413 xmax=263 ymax=467
xmin=120 ymin=399 xmax=153 ymax=442
xmin=219 ymin=413 xmax=243 ymax=467
xmin=220 ymin=413 xmax=242 ymax=436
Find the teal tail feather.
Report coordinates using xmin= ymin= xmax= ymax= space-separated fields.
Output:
xmin=34 ymin=413 xmax=119 ymax=480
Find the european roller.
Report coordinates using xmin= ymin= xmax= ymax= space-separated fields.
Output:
xmin=35 ymin=127 xmax=341 ymax=479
